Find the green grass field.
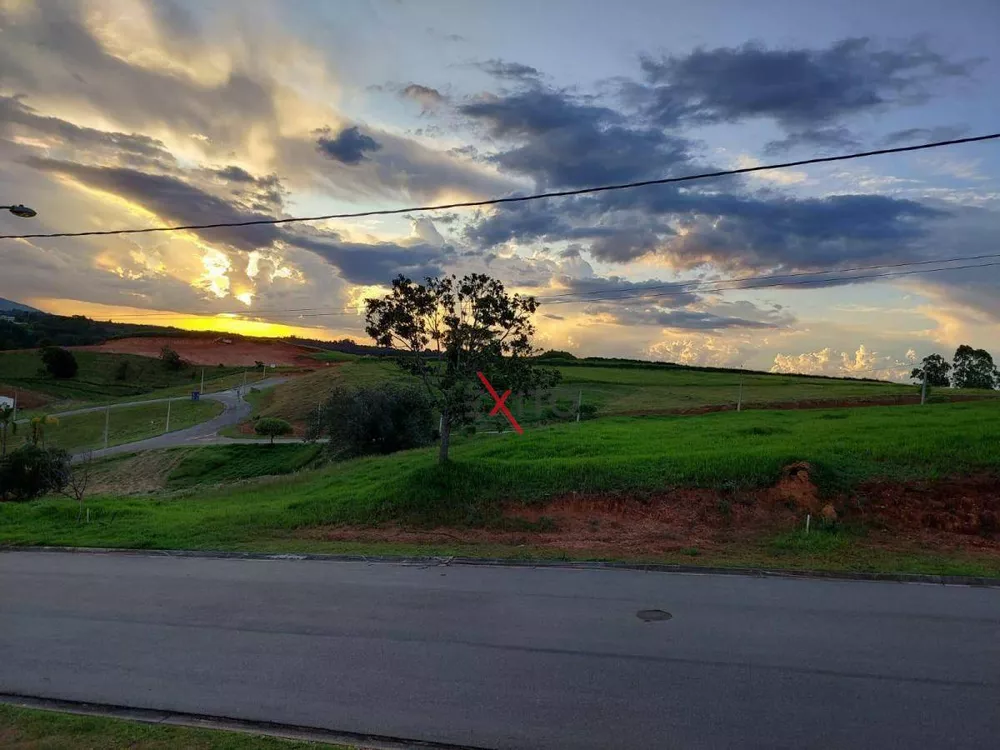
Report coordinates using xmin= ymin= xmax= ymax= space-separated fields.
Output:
xmin=8 ymin=399 xmax=223 ymax=453
xmin=3 ymin=400 xmax=998 ymax=566
xmin=246 ymin=357 xmax=957 ymax=430
xmin=167 ymin=444 xmax=323 ymax=488
xmin=0 ymin=349 xmax=244 ymax=407
xmin=0 ymin=703 xmax=352 ymax=749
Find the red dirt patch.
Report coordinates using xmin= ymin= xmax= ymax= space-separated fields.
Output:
xmin=296 ymin=465 xmax=1000 ymax=559
xmin=0 ymin=385 xmax=53 ymax=409
xmin=74 ymin=337 xmax=321 ymax=367
xmin=848 ymin=475 xmax=1000 ymax=536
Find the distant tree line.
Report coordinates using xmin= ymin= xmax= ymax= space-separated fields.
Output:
xmin=911 ymin=346 xmax=1000 ymax=390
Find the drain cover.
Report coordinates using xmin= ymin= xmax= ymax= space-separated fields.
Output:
xmin=636 ymin=609 xmax=672 ymax=622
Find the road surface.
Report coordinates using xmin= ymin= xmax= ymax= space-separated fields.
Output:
xmin=2 ymin=551 xmax=998 ymax=749
xmin=73 ymin=377 xmax=289 ymax=459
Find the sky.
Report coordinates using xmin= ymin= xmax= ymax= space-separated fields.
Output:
xmin=1 ymin=0 xmax=998 ymax=379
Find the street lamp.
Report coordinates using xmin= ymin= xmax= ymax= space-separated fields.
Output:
xmin=2 ymin=204 xmax=37 ymax=218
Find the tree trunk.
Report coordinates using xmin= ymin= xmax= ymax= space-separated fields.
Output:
xmin=438 ymin=410 xmax=451 ymax=464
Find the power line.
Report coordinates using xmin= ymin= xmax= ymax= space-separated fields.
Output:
xmin=546 ymin=260 xmax=1000 ymax=306
xmin=93 ymin=251 xmax=1000 ymax=320
xmin=2 ymin=132 xmax=998 ymax=241
xmin=536 ymin=251 xmax=1000 ymax=303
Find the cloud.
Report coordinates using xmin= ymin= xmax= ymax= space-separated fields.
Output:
xmin=635 ymin=38 xmax=976 ymax=130
xmin=315 ymin=126 xmax=383 ymax=165
xmin=763 ymin=126 xmax=860 ymax=154
xmin=399 ymin=83 xmax=447 ymax=110
xmin=475 ymin=59 xmax=542 ymax=82
xmin=881 ymin=126 xmax=967 ymax=146
xmin=289 ymin=235 xmax=449 ymax=285
xmin=459 ymin=87 xmax=696 ymax=189
xmin=588 ymin=304 xmax=787 ymax=331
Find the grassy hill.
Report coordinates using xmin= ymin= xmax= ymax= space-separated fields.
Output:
xmin=3 ymin=399 xmax=999 ymax=575
xmin=0 ymin=349 xmax=244 ymax=407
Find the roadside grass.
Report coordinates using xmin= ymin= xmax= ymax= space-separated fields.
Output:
xmin=0 ymin=350 xmax=243 ymax=406
xmin=0 ymin=703 xmax=352 ymax=750
xmin=7 ymin=399 xmax=223 ymax=453
xmin=167 ymin=444 xmax=324 ymax=488
xmin=2 ymin=400 xmax=998 ymax=564
xmin=309 ymin=350 xmax=360 ymax=362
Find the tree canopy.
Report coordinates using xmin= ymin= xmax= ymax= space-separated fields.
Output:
xmin=365 ymin=273 xmax=558 ymax=462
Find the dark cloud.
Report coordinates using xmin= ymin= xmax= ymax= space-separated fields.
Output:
xmin=459 ymin=88 xmax=695 ymax=188
xmin=213 ymin=165 xmax=257 ymax=183
xmin=763 ymin=126 xmax=860 ymax=154
xmin=0 ymin=95 xmax=172 ymax=164
xmin=399 ymin=84 xmax=447 ymax=109
xmin=635 ymin=38 xmax=976 ymax=129
xmin=589 ymin=304 xmax=785 ymax=331
xmin=880 ymin=125 xmax=967 ymax=146
xmin=289 ymin=236 xmax=449 ymax=285
xmin=550 ymin=275 xmax=703 ymax=308
xmin=475 ymin=59 xmax=542 ymax=82
xmin=24 ymin=157 xmax=283 ymax=252
xmin=315 ymin=126 xmax=383 ymax=165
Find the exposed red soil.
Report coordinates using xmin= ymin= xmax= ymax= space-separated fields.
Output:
xmin=617 ymin=393 xmax=994 ymax=417
xmin=73 ymin=337 xmax=322 ymax=367
xmin=296 ymin=464 xmax=1000 ymax=559
xmin=0 ymin=385 xmax=53 ymax=408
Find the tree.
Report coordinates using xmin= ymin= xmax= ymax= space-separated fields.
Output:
xmin=58 ymin=451 xmax=94 ymax=520
xmin=0 ymin=404 xmax=16 ymax=458
xmin=0 ymin=445 xmax=70 ymax=501
xmin=255 ymin=417 xmax=293 ymax=444
xmin=160 ymin=345 xmax=184 ymax=371
xmin=910 ymin=353 xmax=951 ymax=387
xmin=951 ymin=345 xmax=998 ymax=390
xmin=40 ymin=346 xmax=78 ymax=378
xmin=28 ymin=415 xmax=58 ymax=447
xmin=316 ymin=383 xmax=435 ymax=457
xmin=365 ymin=273 xmax=559 ymax=463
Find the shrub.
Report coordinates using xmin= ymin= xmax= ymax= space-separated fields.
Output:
xmin=0 ymin=445 xmax=71 ymax=501
xmin=318 ymin=383 xmax=434 ymax=457
xmin=160 ymin=346 xmax=184 ymax=371
xmin=537 ymin=349 xmax=576 ymax=360
xmin=40 ymin=346 xmax=78 ymax=378
xmin=114 ymin=359 xmax=130 ymax=381
xmin=255 ymin=417 xmax=293 ymax=444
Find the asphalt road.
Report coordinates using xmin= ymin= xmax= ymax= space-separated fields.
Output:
xmin=78 ymin=376 xmax=289 ymax=459
xmin=2 ymin=551 xmax=998 ymax=749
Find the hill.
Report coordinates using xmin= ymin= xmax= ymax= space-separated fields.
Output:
xmin=0 ymin=298 xmax=40 ymax=314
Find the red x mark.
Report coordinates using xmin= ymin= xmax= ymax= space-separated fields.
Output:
xmin=477 ymin=371 xmax=523 ymax=434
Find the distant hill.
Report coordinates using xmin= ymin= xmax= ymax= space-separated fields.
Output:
xmin=0 ymin=297 xmax=40 ymax=313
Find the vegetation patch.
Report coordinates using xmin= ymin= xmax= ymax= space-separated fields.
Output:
xmin=167 ymin=443 xmax=323 ymax=488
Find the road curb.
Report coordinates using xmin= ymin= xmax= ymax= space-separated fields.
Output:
xmin=3 ymin=544 xmax=999 ymax=587
xmin=0 ymin=693 xmax=489 ymax=750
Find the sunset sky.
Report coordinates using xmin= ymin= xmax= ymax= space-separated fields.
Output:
xmin=1 ymin=0 xmax=998 ymax=378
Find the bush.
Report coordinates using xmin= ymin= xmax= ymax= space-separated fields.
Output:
xmin=114 ymin=360 xmax=130 ymax=381
xmin=40 ymin=346 xmax=78 ymax=378
xmin=318 ymin=383 xmax=435 ymax=457
xmin=537 ymin=349 xmax=576 ymax=360
xmin=0 ymin=445 xmax=71 ymax=501
xmin=160 ymin=346 xmax=184 ymax=371
xmin=255 ymin=417 xmax=293 ymax=444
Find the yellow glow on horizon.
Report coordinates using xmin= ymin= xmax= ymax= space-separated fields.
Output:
xmin=27 ymin=298 xmax=347 ymax=341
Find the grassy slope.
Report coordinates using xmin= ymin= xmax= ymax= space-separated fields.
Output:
xmin=3 ymin=400 xmax=998 ymax=555
xmin=0 ymin=350 xmax=243 ymax=406
xmin=249 ymin=358 xmax=946 ymax=429
xmin=0 ymin=704 xmax=351 ymax=749
xmin=167 ymin=444 xmax=323 ymax=488
xmin=9 ymin=399 xmax=223 ymax=452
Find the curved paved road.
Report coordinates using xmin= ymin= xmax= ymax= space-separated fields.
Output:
xmin=1 ymin=551 xmax=998 ymax=749
xmin=72 ymin=377 xmax=289 ymax=460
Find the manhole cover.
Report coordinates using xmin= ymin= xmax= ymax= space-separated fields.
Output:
xmin=636 ymin=609 xmax=672 ymax=622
